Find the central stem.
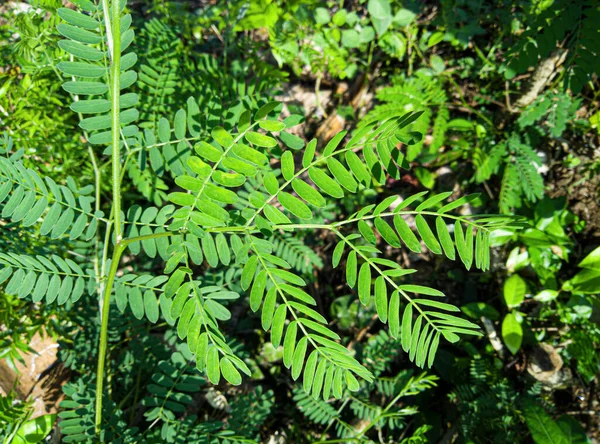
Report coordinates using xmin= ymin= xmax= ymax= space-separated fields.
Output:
xmin=95 ymin=0 xmax=122 ymax=435
xmin=110 ymin=0 xmax=122 ymax=243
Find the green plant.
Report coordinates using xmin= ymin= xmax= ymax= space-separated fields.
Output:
xmin=0 ymin=0 xmax=523 ymax=440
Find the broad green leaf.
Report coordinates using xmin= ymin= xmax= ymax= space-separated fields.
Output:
xmin=522 ymin=399 xmax=569 ymax=444
xmin=502 ymin=312 xmax=523 ymax=355
xmin=504 ymin=274 xmax=527 ymax=308
xmin=143 ymin=291 xmax=159 ymax=323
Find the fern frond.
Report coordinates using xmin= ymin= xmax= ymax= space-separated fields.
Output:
xmin=0 ymin=147 xmax=102 ymax=240
xmin=59 ymin=378 xmax=139 ymax=443
xmin=0 ymin=252 xmax=93 ymax=305
xmin=142 ymin=348 xmax=206 ymax=424
xmin=155 ymin=105 xmax=519 ymax=396
xmin=56 ymin=1 xmax=140 ymax=145
xmin=499 ymin=163 xmax=522 ymax=214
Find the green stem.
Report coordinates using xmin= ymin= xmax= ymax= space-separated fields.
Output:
xmin=95 ymin=0 xmax=122 ymax=435
xmin=110 ymin=0 xmax=122 ymax=243
xmin=94 ymin=242 xmax=125 ymax=433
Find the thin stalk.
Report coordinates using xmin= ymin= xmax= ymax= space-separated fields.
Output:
xmin=94 ymin=243 xmax=125 ymax=433
xmin=95 ymin=0 xmax=122 ymax=434
xmin=110 ymin=0 xmax=122 ymax=243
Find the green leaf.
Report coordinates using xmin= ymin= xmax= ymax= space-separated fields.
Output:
xmin=292 ymin=336 xmax=308 ymax=379
xmin=308 ymin=167 xmax=344 ymax=198
xmin=303 ymin=350 xmax=319 ymax=393
xmin=57 ymin=61 xmax=105 ymax=78
xmin=401 ymin=304 xmax=413 ymax=352
xmin=143 ymin=291 xmax=159 ymax=323
xmin=375 ymin=217 xmax=401 ymax=247
xmin=504 ymin=274 xmax=527 ymax=308
xmin=281 ymin=151 xmax=295 ymax=181
xmin=416 ymin=192 xmax=453 ymax=211
xmin=259 ymin=120 xmax=285 ymax=132
xmin=312 ymin=360 xmax=327 ymax=399
xmin=278 ymin=192 xmax=313 ymax=219
xmin=220 ymin=357 xmax=242 ymax=385
xmin=283 ymin=321 xmax=298 ymax=368
xmin=389 ymin=291 xmax=400 ymax=337
xmin=358 ymin=220 xmax=377 ymax=244
xmin=255 ymin=101 xmax=280 ymax=120
xmin=271 ymin=305 xmax=287 ymax=347
xmin=58 ymin=40 xmax=103 ymax=61
xmin=346 ymin=251 xmax=357 ymax=288
xmin=292 ymin=179 xmax=326 ymax=208
xmin=246 ymin=131 xmax=277 ymax=148
xmin=502 ymin=312 xmax=523 ymax=355
xmin=374 ymin=276 xmax=388 ymax=322
xmin=57 ymin=24 xmax=101 ymax=44
xmin=303 ymin=139 xmax=317 ymax=168
xmin=250 ymin=270 xmax=266 ymax=312
xmin=212 ymin=127 xmax=233 ymax=147
xmin=399 ymin=284 xmax=444 ymax=297
xmin=393 ymin=215 xmax=421 ymax=252
xmin=261 ymin=287 xmax=277 ymax=330
xmin=280 ymin=131 xmax=305 ymax=150
xmin=241 ymin=256 xmax=258 ymax=290
xmin=522 ymin=399 xmax=569 ymax=444
xmin=207 ymin=345 xmax=220 ymax=384
xmin=435 ymin=217 xmax=455 ymax=260
xmin=327 ymin=158 xmax=357 ymax=192
xmin=368 ymin=0 xmax=392 ymax=36
xmin=332 ymin=241 xmax=345 ymax=268
xmin=415 ymin=215 xmax=442 ymax=254
xmin=358 ymin=263 xmax=371 ymax=305
xmin=62 ymin=81 xmax=108 ymax=95
xmin=454 ymin=221 xmax=472 ymax=270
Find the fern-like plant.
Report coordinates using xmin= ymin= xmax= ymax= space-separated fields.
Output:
xmin=0 ymin=0 xmax=521 ymax=439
